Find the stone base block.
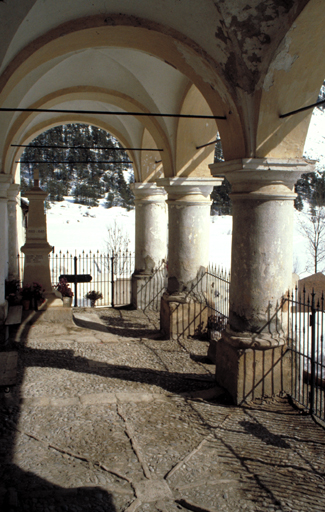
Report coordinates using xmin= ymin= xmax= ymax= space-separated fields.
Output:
xmin=160 ymin=296 xmax=208 ymax=339
xmin=215 ymin=335 xmax=292 ymax=405
xmin=131 ymin=274 xmax=151 ymax=309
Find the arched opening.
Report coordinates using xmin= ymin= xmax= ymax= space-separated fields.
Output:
xmin=19 ymin=123 xmax=135 ymax=211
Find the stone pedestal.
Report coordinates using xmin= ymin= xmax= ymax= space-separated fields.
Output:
xmin=0 ymin=175 xmax=12 ymax=312
xmin=157 ymin=177 xmax=222 ymax=336
xmin=209 ymin=158 xmax=314 ymax=403
xmin=20 ymin=174 xmax=62 ymax=307
xmin=131 ymin=183 xmax=167 ymax=309
xmin=215 ymin=327 xmax=292 ymax=404
xmin=7 ymin=183 xmax=20 ymax=280
xmin=160 ymin=294 xmax=209 ymax=339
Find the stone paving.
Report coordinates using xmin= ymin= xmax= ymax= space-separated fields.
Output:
xmin=0 ymin=307 xmax=325 ymax=512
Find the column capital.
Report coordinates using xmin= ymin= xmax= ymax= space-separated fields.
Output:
xmin=0 ymin=174 xmax=13 ymax=199
xmin=157 ymin=177 xmax=222 ymax=203
xmin=131 ymin=182 xmax=167 ymax=203
xmin=209 ymin=157 xmax=315 ymax=200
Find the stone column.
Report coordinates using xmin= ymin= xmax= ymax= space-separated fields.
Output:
xmin=209 ymin=158 xmax=314 ymax=403
xmin=0 ymin=175 xmax=12 ymax=320
xmin=7 ymin=183 xmax=20 ymax=280
xmin=131 ymin=182 xmax=167 ymax=309
xmin=157 ymin=177 xmax=222 ymax=337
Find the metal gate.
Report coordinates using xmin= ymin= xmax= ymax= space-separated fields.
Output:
xmin=286 ymin=287 xmax=325 ymax=422
xmin=18 ymin=250 xmax=135 ymax=308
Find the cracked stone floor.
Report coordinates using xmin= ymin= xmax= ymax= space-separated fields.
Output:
xmin=0 ymin=307 xmax=324 ymax=512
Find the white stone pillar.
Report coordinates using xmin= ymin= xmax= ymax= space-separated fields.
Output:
xmin=158 ymin=177 xmax=222 ymax=299
xmin=211 ymin=158 xmax=313 ymax=333
xmin=0 ymin=175 xmax=12 ymax=317
xmin=209 ymin=158 xmax=314 ymax=404
xmin=131 ymin=183 xmax=167 ymax=309
xmin=132 ymin=183 xmax=167 ymax=274
xmin=7 ymin=183 xmax=20 ymax=280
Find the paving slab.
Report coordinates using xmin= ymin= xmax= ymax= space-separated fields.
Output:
xmin=0 ymin=307 xmax=324 ymax=512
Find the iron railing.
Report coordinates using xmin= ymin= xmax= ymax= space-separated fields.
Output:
xmin=285 ymin=287 xmax=325 ymax=422
xmin=18 ymin=250 xmax=135 ymax=308
xmin=135 ymin=261 xmax=168 ymax=312
xmin=17 ymin=250 xmax=166 ymax=310
xmin=167 ymin=264 xmax=231 ymax=339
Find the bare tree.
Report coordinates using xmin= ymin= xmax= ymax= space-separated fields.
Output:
xmin=105 ymin=220 xmax=130 ymax=256
xmin=104 ymin=220 xmax=131 ymax=278
xmin=299 ymin=207 xmax=325 ymax=273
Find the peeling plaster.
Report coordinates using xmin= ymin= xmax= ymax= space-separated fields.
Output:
xmin=211 ymin=0 xmax=305 ymax=94
xmin=263 ymin=33 xmax=298 ymax=92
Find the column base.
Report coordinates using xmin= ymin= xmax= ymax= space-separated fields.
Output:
xmin=131 ymin=271 xmax=167 ymax=310
xmin=160 ymin=294 xmax=208 ymax=339
xmin=213 ymin=327 xmax=292 ymax=405
xmin=132 ymin=273 xmax=150 ymax=309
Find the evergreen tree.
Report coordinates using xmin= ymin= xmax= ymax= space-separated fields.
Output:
xmin=294 ymin=170 xmax=325 ymax=211
xmin=210 ymin=136 xmax=232 ymax=215
xmin=20 ymin=124 xmax=135 ymax=209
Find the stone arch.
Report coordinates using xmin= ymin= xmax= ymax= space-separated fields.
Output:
xmin=9 ymin=116 xmax=138 ymax=184
xmin=0 ymin=14 xmax=246 ymax=162
xmin=256 ymin=0 xmax=325 ymax=158
xmin=3 ymin=87 xmax=174 ymax=180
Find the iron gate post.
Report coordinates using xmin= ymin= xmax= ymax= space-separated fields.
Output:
xmin=310 ymin=289 xmax=316 ymax=415
xmin=74 ymin=256 xmax=77 ymax=307
xmin=111 ymin=255 xmax=115 ymax=308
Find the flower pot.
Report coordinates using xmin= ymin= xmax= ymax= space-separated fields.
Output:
xmin=22 ymin=299 xmax=30 ymax=311
xmin=62 ymin=296 xmax=72 ymax=308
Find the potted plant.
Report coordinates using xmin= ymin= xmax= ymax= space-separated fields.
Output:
xmin=20 ymin=284 xmax=33 ymax=310
xmin=19 ymin=282 xmax=45 ymax=311
xmin=85 ymin=290 xmax=103 ymax=307
xmin=56 ymin=277 xmax=74 ymax=307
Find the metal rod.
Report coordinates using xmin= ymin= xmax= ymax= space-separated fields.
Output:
xmin=280 ymin=98 xmax=325 ymax=118
xmin=111 ymin=255 xmax=115 ymax=308
xmin=74 ymin=256 xmax=78 ymax=307
xmin=310 ymin=289 xmax=316 ymax=415
xmin=11 ymin=144 xmax=164 ymax=151
xmin=16 ymin=160 xmax=132 ymax=164
xmin=196 ymin=138 xmax=221 ymax=149
xmin=1 ymin=107 xmax=227 ymax=120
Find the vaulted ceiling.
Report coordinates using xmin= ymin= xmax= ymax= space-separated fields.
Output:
xmin=0 ymin=1 xmax=324 ymax=182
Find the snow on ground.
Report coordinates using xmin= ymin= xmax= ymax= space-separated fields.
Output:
xmin=47 ymin=198 xmax=135 ymax=254
xmin=46 ymin=108 xmax=325 ymax=274
xmin=46 ymin=200 xmax=305 ymax=275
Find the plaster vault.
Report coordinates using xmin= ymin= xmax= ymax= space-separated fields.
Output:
xmin=0 ymin=0 xmax=324 ymax=402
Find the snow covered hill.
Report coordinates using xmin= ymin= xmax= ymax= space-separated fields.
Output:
xmin=46 ymin=108 xmax=325 ymax=275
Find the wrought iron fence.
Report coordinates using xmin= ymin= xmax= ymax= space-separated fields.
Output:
xmin=167 ymin=264 xmax=231 ymax=339
xmin=285 ymin=287 xmax=325 ymax=423
xmin=17 ymin=250 xmax=166 ymax=310
xmin=18 ymin=250 xmax=136 ymax=307
xmin=135 ymin=261 xmax=168 ymax=312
